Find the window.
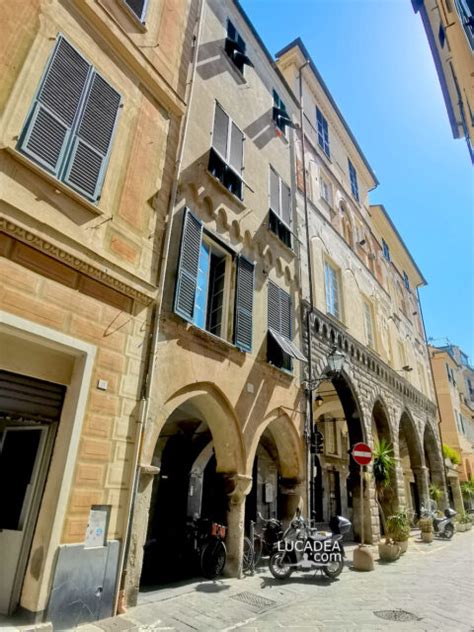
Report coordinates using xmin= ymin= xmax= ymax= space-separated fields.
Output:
xmin=225 ymin=20 xmax=253 ymax=74
xmin=325 ymin=419 xmax=338 ymax=456
xmin=316 ymin=108 xmax=330 ymax=157
xmin=324 ymin=261 xmax=342 ymax=320
xmin=18 ymin=36 xmax=121 ymax=203
xmin=320 ymin=176 xmax=332 ymax=205
xmin=382 ymin=239 xmax=391 ymax=261
xmin=174 ymin=209 xmax=255 ymax=351
xmin=208 ymin=103 xmax=244 ymax=200
xmin=348 ymin=159 xmax=359 ymax=202
xmin=269 ymin=167 xmax=292 ymax=248
xmin=272 ymin=90 xmax=293 ymax=134
xmin=267 ymin=281 xmax=305 ymax=371
xmin=363 ymin=300 xmax=375 ymax=350
xmin=455 ymin=0 xmax=474 ymax=49
xmin=446 ymin=362 xmax=452 ymax=382
xmin=398 ymin=341 xmax=407 ymax=367
xmin=403 ymin=271 xmax=410 ymax=290
xmin=124 ymin=0 xmax=148 ymax=22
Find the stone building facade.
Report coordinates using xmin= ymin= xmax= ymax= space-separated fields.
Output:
xmin=123 ymin=0 xmax=306 ymax=607
xmin=412 ymin=0 xmax=474 ymax=163
xmin=276 ymin=39 xmax=445 ymax=542
xmin=0 ymin=0 xmax=195 ymax=627
xmin=430 ymin=344 xmax=474 ymax=509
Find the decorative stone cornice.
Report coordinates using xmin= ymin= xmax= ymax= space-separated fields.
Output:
xmin=0 ymin=219 xmax=155 ymax=306
xmin=303 ymin=302 xmax=438 ymax=418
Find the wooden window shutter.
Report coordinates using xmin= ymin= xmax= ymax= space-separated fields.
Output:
xmin=281 ymin=181 xmax=291 ymax=227
xmin=19 ymin=37 xmax=91 ymax=175
xmin=212 ymin=104 xmax=229 ymax=159
xmin=270 ymin=168 xmax=280 ymax=214
xmin=267 ymin=281 xmax=281 ymax=332
xmin=279 ymin=288 xmax=292 ymax=339
xmin=63 ymin=72 xmax=121 ymax=201
xmin=174 ymin=209 xmax=203 ymax=321
xmin=229 ymin=122 xmax=243 ymax=173
xmin=234 ymin=256 xmax=254 ymax=351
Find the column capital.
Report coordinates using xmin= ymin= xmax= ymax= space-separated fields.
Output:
xmin=224 ymin=473 xmax=252 ymax=504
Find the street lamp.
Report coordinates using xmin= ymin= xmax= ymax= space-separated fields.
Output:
xmin=303 ymin=347 xmax=346 ymax=392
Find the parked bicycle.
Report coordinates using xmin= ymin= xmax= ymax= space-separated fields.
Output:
xmin=185 ymin=517 xmax=227 ymax=579
xmin=242 ymin=512 xmax=283 ymax=573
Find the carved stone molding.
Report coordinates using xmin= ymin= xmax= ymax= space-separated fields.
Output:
xmin=0 ymin=219 xmax=154 ymax=306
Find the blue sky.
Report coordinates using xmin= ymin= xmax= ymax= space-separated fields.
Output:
xmin=241 ymin=0 xmax=474 ymax=360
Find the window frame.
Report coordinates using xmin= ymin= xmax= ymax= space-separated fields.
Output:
xmin=324 ymin=260 xmax=342 ymax=321
xmin=225 ymin=19 xmax=252 ymax=75
xmin=268 ymin=166 xmax=292 ymax=248
xmin=272 ymin=90 xmax=292 ymax=135
xmin=382 ymin=239 xmax=391 ymax=261
xmin=123 ymin=0 xmax=149 ymax=24
xmin=316 ymin=107 xmax=330 ymax=157
xmin=320 ymin=176 xmax=332 ymax=205
xmin=403 ymin=271 xmax=410 ymax=290
xmin=209 ymin=101 xmax=245 ymax=200
xmin=348 ymin=159 xmax=360 ymax=202
xmin=363 ymin=299 xmax=376 ymax=350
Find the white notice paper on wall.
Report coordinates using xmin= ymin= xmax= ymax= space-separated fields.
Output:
xmin=84 ymin=506 xmax=109 ymax=549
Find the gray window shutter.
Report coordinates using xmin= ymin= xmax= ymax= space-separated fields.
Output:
xmin=125 ymin=0 xmax=147 ymax=21
xmin=63 ymin=72 xmax=121 ymax=201
xmin=267 ymin=281 xmax=281 ymax=332
xmin=279 ymin=289 xmax=292 ymax=339
xmin=213 ymin=104 xmax=229 ymax=159
xmin=229 ymin=122 xmax=243 ymax=173
xmin=270 ymin=168 xmax=280 ymax=214
xmin=234 ymin=256 xmax=254 ymax=351
xmin=281 ymin=181 xmax=291 ymax=227
xmin=174 ymin=209 xmax=203 ymax=321
xmin=19 ymin=37 xmax=91 ymax=175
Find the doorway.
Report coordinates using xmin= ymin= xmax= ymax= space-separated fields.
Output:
xmin=0 ymin=370 xmax=64 ymax=615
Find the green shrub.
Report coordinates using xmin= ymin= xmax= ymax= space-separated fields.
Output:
xmin=386 ymin=511 xmax=411 ymax=541
xmin=442 ymin=444 xmax=461 ymax=465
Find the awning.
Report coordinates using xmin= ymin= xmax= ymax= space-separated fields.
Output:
xmin=268 ymin=328 xmax=307 ymax=362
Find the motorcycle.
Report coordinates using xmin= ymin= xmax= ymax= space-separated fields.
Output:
xmin=421 ymin=504 xmax=456 ymax=539
xmin=269 ymin=510 xmax=351 ymax=580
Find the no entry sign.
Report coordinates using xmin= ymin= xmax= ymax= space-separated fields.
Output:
xmin=352 ymin=442 xmax=372 ymax=466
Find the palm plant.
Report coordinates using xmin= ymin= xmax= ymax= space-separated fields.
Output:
xmin=429 ymin=483 xmax=443 ymax=507
xmin=372 ymin=438 xmax=396 ymax=534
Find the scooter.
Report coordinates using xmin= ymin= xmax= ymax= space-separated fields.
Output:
xmin=269 ymin=510 xmax=351 ymax=580
xmin=421 ymin=504 xmax=456 ymax=539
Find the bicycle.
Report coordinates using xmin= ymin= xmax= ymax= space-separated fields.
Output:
xmin=243 ymin=512 xmax=283 ymax=573
xmin=186 ymin=518 xmax=227 ymax=579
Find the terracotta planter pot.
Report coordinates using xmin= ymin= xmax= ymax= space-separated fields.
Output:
xmin=378 ymin=541 xmax=401 ymax=562
xmin=396 ymin=539 xmax=409 ymax=554
xmin=421 ymin=531 xmax=433 ymax=543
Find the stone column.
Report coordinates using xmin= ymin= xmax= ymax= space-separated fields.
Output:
xmin=449 ymin=475 xmax=464 ymax=514
xmin=223 ymin=474 xmax=252 ymax=578
xmin=122 ymin=465 xmax=159 ymax=609
xmin=413 ymin=465 xmax=430 ymax=512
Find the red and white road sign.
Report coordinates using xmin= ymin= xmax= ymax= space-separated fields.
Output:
xmin=352 ymin=442 xmax=372 ymax=466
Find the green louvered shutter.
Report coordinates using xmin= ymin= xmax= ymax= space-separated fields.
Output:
xmin=234 ymin=256 xmax=254 ymax=352
xmin=279 ymin=288 xmax=292 ymax=339
xmin=63 ymin=72 xmax=121 ymax=201
xmin=174 ymin=209 xmax=203 ymax=321
xmin=19 ymin=36 xmax=91 ymax=175
xmin=267 ymin=281 xmax=281 ymax=332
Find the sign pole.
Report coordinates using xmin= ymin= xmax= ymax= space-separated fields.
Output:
xmin=360 ymin=465 xmax=364 ymax=545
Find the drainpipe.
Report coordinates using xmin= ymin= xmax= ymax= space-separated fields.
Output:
xmin=416 ymin=287 xmax=450 ymax=506
xmin=114 ymin=0 xmax=206 ymax=611
xmin=298 ymin=60 xmax=315 ymax=518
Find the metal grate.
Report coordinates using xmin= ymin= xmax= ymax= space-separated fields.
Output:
xmin=231 ymin=591 xmax=276 ymax=610
xmin=96 ymin=616 xmax=137 ymax=631
xmin=374 ymin=609 xmax=421 ymax=622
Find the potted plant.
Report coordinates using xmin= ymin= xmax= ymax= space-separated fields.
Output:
xmin=418 ymin=516 xmax=433 ymax=543
xmin=378 ymin=537 xmax=401 ymax=562
xmin=386 ymin=511 xmax=411 ymax=554
xmin=457 ymin=513 xmax=472 ymax=532
xmin=372 ymin=438 xmax=395 ymax=535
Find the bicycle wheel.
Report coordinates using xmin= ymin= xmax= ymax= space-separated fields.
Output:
xmin=253 ymin=534 xmax=263 ymax=566
xmin=242 ymin=536 xmax=254 ymax=573
xmin=200 ymin=539 xmax=227 ymax=579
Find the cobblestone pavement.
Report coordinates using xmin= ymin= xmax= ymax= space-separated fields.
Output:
xmin=4 ymin=532 xmax=473 ymax=631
